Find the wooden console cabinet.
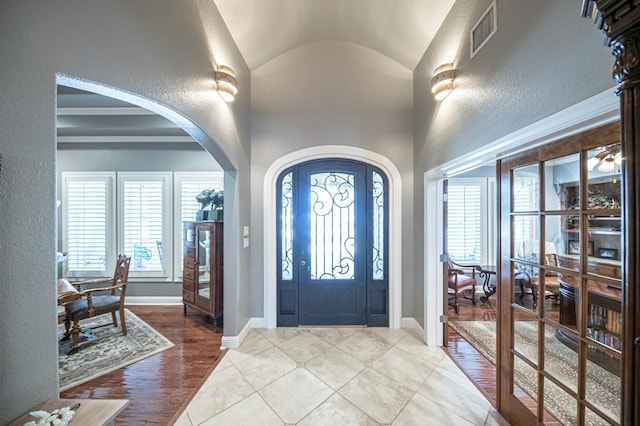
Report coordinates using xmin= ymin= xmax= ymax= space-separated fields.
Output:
xmin=182 ymin=221 xmax=223 ymax=327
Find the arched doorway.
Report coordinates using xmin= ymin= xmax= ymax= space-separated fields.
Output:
xmin=263 ymin=146 xmax=403 ymax=329
xmin=276 ymin=158 xmax=388 ymax=326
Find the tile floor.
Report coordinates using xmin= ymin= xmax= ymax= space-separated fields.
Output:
xmin=174 ymin=327 xmax=509 ymax=425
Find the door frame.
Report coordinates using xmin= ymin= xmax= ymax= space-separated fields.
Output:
xmin=263 ymin=145 xmax=402 ymax=329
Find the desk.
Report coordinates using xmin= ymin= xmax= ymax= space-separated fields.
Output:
xmin=478 ymin=265 xmax=497 ymax=305
xmin=8 ymin=399 xmax=128 ymax=426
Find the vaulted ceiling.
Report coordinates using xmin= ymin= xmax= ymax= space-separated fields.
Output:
xmin=57 ymin=1 xmax=455 ymax=143
xmin=213 ymin=0 xmax=455 ymax=71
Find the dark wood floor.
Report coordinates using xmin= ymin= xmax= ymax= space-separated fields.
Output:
xmin=60 ymin=305 xmax=225 ymax=425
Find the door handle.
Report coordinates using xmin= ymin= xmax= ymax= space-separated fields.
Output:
xmin=634 ymin=336 xmax=640 ymax=346
xmin=300 ymin=260 xmax=306 ymax=266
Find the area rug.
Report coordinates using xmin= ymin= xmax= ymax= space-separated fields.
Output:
xmin=449 ymin=320 xmax=620 ymax=424
xmin=58 ymin=309 xmax=174 ymax=391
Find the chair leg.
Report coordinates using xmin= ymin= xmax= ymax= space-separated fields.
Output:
xmin=111 ymin=311 xmax=118 ymax=328
xmin=120 ymin=307 xmax=127 ymax=336
xmin=70 ymin=319 xmax=81 ymax=354
xmin=62 ymin=317 xmax=71 ymax=341
xmin=471 ymin=285 xmax=476 ymax=305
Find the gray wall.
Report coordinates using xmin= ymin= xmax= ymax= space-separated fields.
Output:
xmin=0 ymin=0 xmax=250 ymax=422
xmin=250 ymin=41 xmax=415 ymax=321
xmin=412 ymin=0 xmax=616 ymax=327
xmin=57 ymin=143 xmax=222 ymax=297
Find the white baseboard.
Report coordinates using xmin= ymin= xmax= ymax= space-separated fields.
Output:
xmin=221 ymin=317 xmax=264 ymax=349
xmin=221 ymin=317 xmax=425 ymax=349
xmin=402 ymin=317 xmax=425 ymax=340
xmin=126 ymin=296 xmax=182 ymax=305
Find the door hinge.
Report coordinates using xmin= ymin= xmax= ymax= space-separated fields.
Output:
xmin=443 ymin=194 xmax=448 ymax=202
xmin=439 ymin=254 xmax=448 ymax=262
xmin=440 ymin=315 xmax=448 ymax=323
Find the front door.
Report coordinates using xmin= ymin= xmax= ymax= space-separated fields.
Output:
xmin=277 ymin=159 xmax=388 ymax=326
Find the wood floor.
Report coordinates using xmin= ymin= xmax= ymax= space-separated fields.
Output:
xmin=60 ymin=305 xmax=225 ymax=425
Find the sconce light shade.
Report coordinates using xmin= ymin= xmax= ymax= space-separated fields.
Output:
xmin=431 ymin=63 xmax=455 ymax=101
xmin=214 ymin=65 xmax=238 ymax=102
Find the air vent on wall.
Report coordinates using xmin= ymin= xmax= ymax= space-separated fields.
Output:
xmin=470 ymin=1 xmax=497 ymax=59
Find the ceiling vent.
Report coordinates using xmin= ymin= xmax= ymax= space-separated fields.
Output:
xmin=470 ymin=1 xmax=497 ymax=59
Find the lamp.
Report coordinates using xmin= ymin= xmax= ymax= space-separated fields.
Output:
xmin=431 ymin=63 xmax=455 ymax=101
xmin=214 ymin=65 xmax=238 ymax=102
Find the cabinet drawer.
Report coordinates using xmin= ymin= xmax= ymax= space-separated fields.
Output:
xmin=183 ymin=267 xmax=196 ymax=281
xmin=183 ymin=246 xmax=195 ymax=258
xmin=183 ymin=289 xmax=195 ymax=304
xmin=183 ymin=257 xmax=195 ymax=269
xmin=183 ymin=277 xmax=195 ymax=292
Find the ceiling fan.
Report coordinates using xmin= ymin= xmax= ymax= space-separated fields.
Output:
xmin=587 ymin=145 xmax=621 ymax=173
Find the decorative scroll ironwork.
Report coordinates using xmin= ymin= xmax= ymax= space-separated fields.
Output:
xmin=281 ymin=172 xmax=293 ymax=280
xmin=372 ymin=171 xmax=385 ymax=280
xmin=310 ymin=172 xmax=355 ymax=280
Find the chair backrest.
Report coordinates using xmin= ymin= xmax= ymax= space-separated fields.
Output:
xmin=111 ymin=255 xmax=131 ymax=298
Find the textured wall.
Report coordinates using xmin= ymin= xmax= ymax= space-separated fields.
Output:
xmin=250 ymin=41 xmax=415 ymax=321
xmin=412 ymin=0 xmax=616 ymax=327
xmin=0 ymin=0 xmax=249 ymax=422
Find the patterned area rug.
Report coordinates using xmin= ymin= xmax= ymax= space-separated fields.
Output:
xmin=58 ymin=309 xmax=174 ymax=391
xmin=449 ymin=321 xmax=620 ymax=424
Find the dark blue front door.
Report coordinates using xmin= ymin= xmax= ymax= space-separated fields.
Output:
xmin=277 ymin=159 xmax=388 ymax=326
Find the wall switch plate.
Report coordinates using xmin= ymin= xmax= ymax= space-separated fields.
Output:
xmin=243 ymin=226 xmax=249 ymax=236
xmin=243 ymin=237 xmax=249 ymax=248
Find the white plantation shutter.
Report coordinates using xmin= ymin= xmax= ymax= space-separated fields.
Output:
xmin=177 ymin=173 xmax=224 ymax=223
xmin=119 ymin=172 xmax=172 ymax=278
xmin=62 ymin=172 xmax=115 ymax=277
xmin=173 ymin=172 xmax=224 ymax=279
xmin=447 ymin=182 xmax=483 ymax=263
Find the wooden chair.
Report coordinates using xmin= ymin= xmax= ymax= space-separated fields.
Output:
xmin=62 ymin=255 xmax=131 ymax=354
xmin=531 ymin=253 xmax=561 ymax=308
xmin=447 ymin=257 xmax=481 ymax=313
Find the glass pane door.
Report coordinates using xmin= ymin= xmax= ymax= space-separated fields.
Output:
xmin=499 ymin=123 xmax=622 ymax=425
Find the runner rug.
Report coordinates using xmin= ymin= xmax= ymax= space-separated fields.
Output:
xmin=58 ymin=309 xmax=174 ymax=391
xmin=449 ymin=320 xmax=620 ymax=424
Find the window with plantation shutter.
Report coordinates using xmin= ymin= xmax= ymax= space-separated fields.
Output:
xmin=118 ymin=172 xmax=172 ymax=279
xmin=446 ymin=176 xmax=497 ymax=266
xmin=173 ymin=172 xmax=224 ymax=279
xmin=62 ymin=172 xmax=115 ymax=277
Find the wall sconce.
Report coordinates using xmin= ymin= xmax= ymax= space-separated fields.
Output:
xmin=214 ymin=65 xmax=238 ymax=102
xmin=431 ymin=63 xmax=455 ymax=101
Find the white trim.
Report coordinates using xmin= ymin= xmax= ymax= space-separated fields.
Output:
xmin=428 ymin=88 xmax=620 ymax=178
xmin=221 ymin=317 xmax=265 ymax=349
xmin=57 ymin=107 xmax=157 ymax=116
xmin=263 ymin=146 xmax=402 ymax=329
xmin=57 ymin=136 xmax=195 ymax=143
xmin=126 ymin=296 xmax=182 ymax=305
xmin=423 ymin=87 xmax=620 ymax=346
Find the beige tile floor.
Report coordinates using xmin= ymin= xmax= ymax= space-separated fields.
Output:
xmin=174 ymin=327 xmax=509 ymax=425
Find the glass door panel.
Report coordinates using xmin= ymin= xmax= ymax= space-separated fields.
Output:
xmin=499 ymin=123 xmax=623 ymax=425
xmin=514 ymin=313 xmax=539 ymax=365
xmin=513 ymin=261 xmax=539 ymax=312
xmin=197 ymin=229 xmax=211 ymax=301
xmin=513 ymin=356 xmax=539 ymax=414
xmin=543 ymin=323 xmax=578 ymax=393
xmin=543 ymin=377 xmax=578 ymax=425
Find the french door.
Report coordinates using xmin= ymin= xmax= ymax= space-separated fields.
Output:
xmin=499 ymin=122 xmax=623 ymax=425
xmin=276 ymin=159 xmax=388 ymax=326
